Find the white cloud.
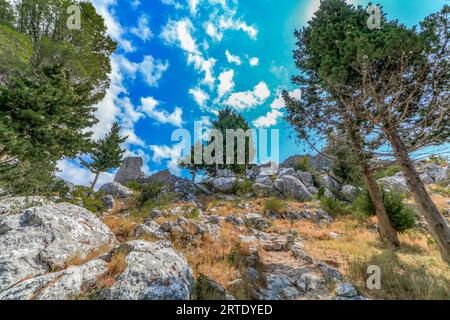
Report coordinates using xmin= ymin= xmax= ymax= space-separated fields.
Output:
xmin=131 ymin=0 xmax=141 ymax=9
xmin=56 ymin=159 xmax=115 ymax=190
xmin=130 ymin=15 xmax=153 ymax=42
xmin=189 ymin=87 xmax=210 ymax=108
xmin=217 ymin=69 xmax=235 ymax=99
xmin=225 ymin=50 xmax=242 ymax=65
xmin=116 ymin=54 xmax=169 ymax=88
xmin=253 ymin=89 xmax=302 ymax=128
xmin=223 ymin=82 xmax=270 ymax=110
xmin=253 ymin=109 xmax=283 ymax=128
xmin=249 ymin=57 xmax=259 ymax=66
xmin=204 ymin=22 xmax=223 ymax=41
xmin=161 ymin=18 xmax=199 ymax=54
xmin=188 ymin=0 xmax=201 ymax=15
xmin=187 ymin=54 xmax=216 ymax=88
xmin=138 ymin=97 xmax=183 ymax=127
xmin=219 ymin=16 xmax=258 ymax=39
xmin=149 ymin=142 xmax=184 ymax=176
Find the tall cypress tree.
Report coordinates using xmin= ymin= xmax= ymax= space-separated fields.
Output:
xmin=81 ymin=123 xmax=127 ymax=193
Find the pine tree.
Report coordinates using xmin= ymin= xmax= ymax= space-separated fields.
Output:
xmin=81 ymin=123 xmax=127 ymax=193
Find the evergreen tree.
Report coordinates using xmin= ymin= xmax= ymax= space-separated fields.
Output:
xmin=205 ymin=108 xmax=255 ymax=176
xmin=81 ymin=122 xmax=127 ymax=193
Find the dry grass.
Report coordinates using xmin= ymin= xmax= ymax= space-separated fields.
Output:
xmin=62 ymin=244 xmax=112 ymax=270
xmin=102 ymin=215 xmax=139 ymax=242
xmin=180 ymin=224 xmax=242 ymax=293
xmin=97 ymin=251 xmax=128 ymax=288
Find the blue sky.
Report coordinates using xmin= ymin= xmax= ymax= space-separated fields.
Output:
xmin=57 ymin=0 xmax=449 ymax=187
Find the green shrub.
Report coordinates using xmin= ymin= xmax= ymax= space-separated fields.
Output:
xmin=374 ymin=165 xmax=401 ymax=180
xmin=263 ymin=197 xmax=287 ymax=215
xmin=319 ymin=197 xmax=353 ymax=216
xmin=233 ymin=178 xmax=253 ymax=195
xmin=138 ymin=183 xmax=163 ymax=207
xmin=295 ymin=157 xmax=310 ymax=172
xmin=68 ymin=186 xmax=105 ymax=214
xmin=353 ymin=188 xmax=416 ymax=232
xmin=184 ymin=206 xmax=200 ymax=220
xmin=426 ymin=155 xmax=449 ymax=167
xmin=124 ymin=180 xmax=141 ymax=192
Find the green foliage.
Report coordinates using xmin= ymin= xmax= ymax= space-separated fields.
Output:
xmin=204 ymin=108 xmax=255 ymax=176
xmin=68 ymin=186 xmax=105 ymax=214
xmin=426 ymin=155 xmax=449 ymax=167
xmin=184 ymin=206 xmax=200 ymax=220
xmin=354 ymin=188 xmax=416 ymax=232
xmin=0 ymin=159 xmax=56 ymax=195
xmin=233 ymin=178 xmax=253 ymax=196
xmin=0 ymin=24 xmax=32 ymax=77
xmin=294 ymin=157 xmax=310 ymax=172
xmin=374 ymin=165 xmax=401 ymax=180
xmin=136 ymin=183 xmax=176 ymax=211
xmin=0 ymin=66 xmax=98 ymax=163
xmin=263 ymin=197 xmax=287 ymax=215
xmin=124 ymin=180 xmax=141 ymax=192
xmin=0 ymin=0 xmax=14 ymax=26
xmin=80 ymin=122 xmax=127 ymax=191
xmin=319 ymin=196 xmax=353 ymax=217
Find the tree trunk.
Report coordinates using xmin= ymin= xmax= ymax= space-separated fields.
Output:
xmin=360 ymin=162 xmax=400 ymax=247
xmin=89 ymin=171 xmax=101 ymax=196
xmin=387 ymin=130 xmax=450 ymax=262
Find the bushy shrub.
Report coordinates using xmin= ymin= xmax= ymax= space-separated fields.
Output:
xmin=295 ymin=157 xmax=310 ymax=172
xmin=263 ymin=197 xmax=287 ymax=215
xmin=354 ymin=188 xmax=416 ymax=232
xmin=374 ymin=165 xmax=401 ymax=180
xmin=138 ymin=182 xmax=163 ymax=207
xmin=124 ymin=180 xmax=141 ymax=192
xmin=319 ymin=197 xmax=353 ymax=216
xmin=233 ymin=178 xmax=253 ymax=195
xmin=68 ymin=186 xmax=105 ymax=214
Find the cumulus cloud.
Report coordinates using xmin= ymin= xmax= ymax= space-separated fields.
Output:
xmin=189 ymin=87 xmax=210 ymax=108
xmin=138 ymin=97 xmax=183 ymax=127
xmin=217 ymin=69 xmax=235 ymax=99
xmin=204 ymin=22 xmax=223 ymax=41
xmin=161 ymin=18 xmax=199 ymax=54
xmin=149 ymin=142 xmax=184 ymax=175
xmin=223 ymin=82 xmax=270 ymax=110
xmin=249 ymin=57 xmax=259 ymax=66
xmin=219 ymin=16 xmax=258 ymax=39
xmin=225 ymin=50 xmax=242 ymax=65
xmin=116 ymin=55 xmax=169 ymax=88
xmin=130 ymin=15 xmax=153 ymax=41
xmin=253 ymin=89 xmax=302 ymax=128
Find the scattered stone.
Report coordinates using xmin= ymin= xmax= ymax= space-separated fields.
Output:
xmin=274 ymin=175 xmax=313 ymax=201
xmin=224 ymin=215 xmax=244 ymax=226
xmin=99 ymin=182 xmax=134 ymax=199
xmin=101 ymin=195 xmax=115 ymax=211
xmin=341 ymin=185 xmax=359 ymax=202
xmin=323 ymin=188 xmax=336 ymax=200
xmin=335 ymin=283 xmax=358 ymax=298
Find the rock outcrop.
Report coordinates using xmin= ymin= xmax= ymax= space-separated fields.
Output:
xmin=114 ymin=157 xmax=146 ymax=185
xmin=274 ymin=175 xmax=313 ymax=201
xmin=0 ymin=202 xmax=117 ymax=292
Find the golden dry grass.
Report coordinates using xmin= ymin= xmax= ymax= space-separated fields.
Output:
xmin=102 ymin=215 xmax=139 ymax=242
xmin=96 ymin=251 xmax=128 ymax=289
xmin=62 ymin=244 xmax=112 ymax=271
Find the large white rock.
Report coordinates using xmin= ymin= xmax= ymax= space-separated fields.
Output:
xmin=0 ymin=203 xmax=116 ymax=292
xmin=100 ymin=241 xmax=195 ymax=300
xmin=99 ymin=182 xmax=134 ymax=199
xmin=211 ymin=177 xmax=237 ymax=193
xmin=319 ymin=175 xmax=341 ymax=193
xmin=341 ymin=185 xmax=360 ymax=202
xmin=377 ymin=174 xmax=410 ymax=194
xmin=0 ymin=259 xmax=107 ymax=300
xmin=274 ymin=175 xmax=313 ymax=201
xmin=297 ymin=171 xmax=314 ymax=188
xmin=0 ymin=196 xmax=52 ymax=216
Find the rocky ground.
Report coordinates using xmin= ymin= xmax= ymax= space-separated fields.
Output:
xmin=0 ymin=157 xmax=449 ymax=300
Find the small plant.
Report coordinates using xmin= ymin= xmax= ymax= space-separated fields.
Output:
xmin=138 ymin=182 xmax=163 ymax=207
xmin=233 ymin=178 xmax=253 ymax=195
xmin=102 ymin=216 xmax=138 ymax=241
xmin=319 ymin=197 xmax=353 ymax=217
xmin=426 ymin=155 xmax=449 ymax=167
xmin=184 ymin=206 xmax=201 ymax=220
xmin=374 ymin=165 xmax=401 ymax=180
xmin=295 ymin=157 xmax=310 ymax=172
xmin=354 ymin=188 xmax=416 ymax=232
xmin=68 ymin=186 xmax=105 ymax=214
xmin=124 ymin=180 xmax=141 ymax=192
xmin=263 ymin=197 xmax=287 ymax=215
